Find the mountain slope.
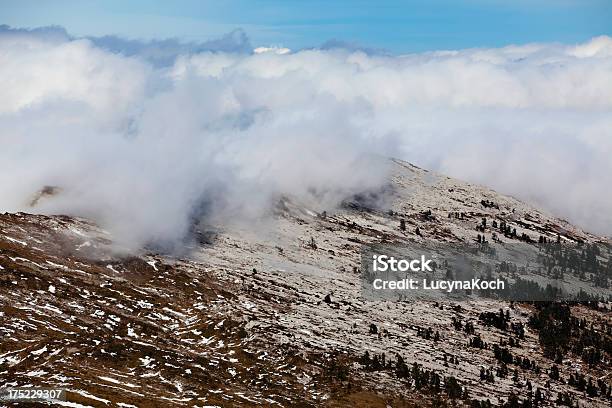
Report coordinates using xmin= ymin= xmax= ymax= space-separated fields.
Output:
xmin=1 ymin=159 xmax=610 ymax=407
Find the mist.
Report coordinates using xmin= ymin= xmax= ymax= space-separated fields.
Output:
xmin=1 ymin=26 xmax=611 ymax=249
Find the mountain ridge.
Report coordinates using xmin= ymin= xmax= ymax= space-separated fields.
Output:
xmin=0 ymin=159 xmax=610 ymax=407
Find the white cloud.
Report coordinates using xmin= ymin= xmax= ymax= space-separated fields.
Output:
xmin=1 ymin=27 xmax=611 ymax=249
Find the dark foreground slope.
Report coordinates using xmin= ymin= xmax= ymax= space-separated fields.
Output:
xmin=0 ymin=160 xmax=610 ymax=407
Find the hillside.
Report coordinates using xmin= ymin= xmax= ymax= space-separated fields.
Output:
xmin=0 ymin=159 xmax=610 ymax=407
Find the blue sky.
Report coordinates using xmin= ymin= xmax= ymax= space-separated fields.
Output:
xmin=2 ymin=0 xmax=612 ymax=52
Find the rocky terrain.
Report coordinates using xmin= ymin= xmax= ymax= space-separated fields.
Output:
xmin=0 ymin=159 xmax=610 ymax=407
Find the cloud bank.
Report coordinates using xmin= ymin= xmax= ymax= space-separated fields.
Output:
xmin=1 ymin=25 xmax=611 ymax=250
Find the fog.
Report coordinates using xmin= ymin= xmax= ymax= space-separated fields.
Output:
xmin=1 ymin=25 xmax=611 ymax=249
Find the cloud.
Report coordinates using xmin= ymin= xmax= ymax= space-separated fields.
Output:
xmin=0 ymin=26 xmax=611 ymax=251
xmin=0 ymin=27 xmax=389 ymax=250
xmin=0 ymin=24 xmax=70 ymax=43
xmin=88 ymin=29 xmax=252 ymax=66
xmin=0 ymin=24 xmax=252 ymax=67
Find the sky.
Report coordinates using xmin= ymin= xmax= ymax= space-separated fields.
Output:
xmin=2 ymin=0 xmax=612 ymax=53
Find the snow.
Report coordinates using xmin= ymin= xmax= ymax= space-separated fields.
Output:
xmin=26 ymin=369 xmax=47 ymax=376
xmin=5 ymin=235 xmax=27 ymax=246
xmin=74 ymin=389 xmax=111 ymax=404
xmin=76 ymin=241 xmax=92 ymax=250
xmin=139 ymin=356 xmax=155 ymax=368
xmin=253 ymin=46 xmax=291 ymax=55
xmin=30 ymin=345 xmax=47 ymax=355
xmin=54 ymin=402 xmax=96 ymax=408
xmin=98 ymin=376 xmax=141 ymax=388
xmin=106 ymin=265 xmax=120 ymax=273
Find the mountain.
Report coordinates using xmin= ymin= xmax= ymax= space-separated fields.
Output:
xmin=1 ymin=159 xmax=610 ymax=407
